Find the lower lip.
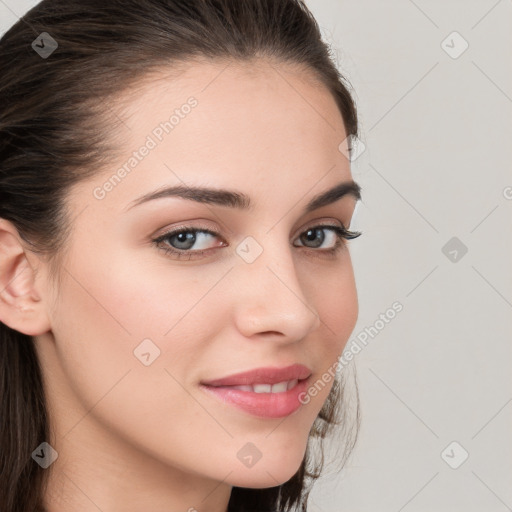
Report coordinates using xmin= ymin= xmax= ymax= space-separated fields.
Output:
xmin=200 ymin=377 xmax=311 ymax=418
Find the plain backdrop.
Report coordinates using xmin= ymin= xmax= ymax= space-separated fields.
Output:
xmin=1 ymin=1 xmax=511 ymax=511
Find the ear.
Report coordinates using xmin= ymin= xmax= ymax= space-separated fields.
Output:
xmin=0 ymin=218 xmax=52 ymax=336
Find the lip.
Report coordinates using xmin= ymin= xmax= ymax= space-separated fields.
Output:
xmin=200 ymin=363 xmax=312 ymax=387
xmin=200 ymin=376 xmax=312 ymax=418
xmin=200 ymin=364 xmax=313 ymax=418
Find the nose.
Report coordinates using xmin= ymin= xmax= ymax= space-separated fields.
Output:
xmin=231 ymin=236 xmax=321 ymax=342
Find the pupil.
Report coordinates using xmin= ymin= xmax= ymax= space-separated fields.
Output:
xmin=303 ymin=228 xmax=323 ymax=248
xmin=174 ymin=231 xmax=195 ymax=249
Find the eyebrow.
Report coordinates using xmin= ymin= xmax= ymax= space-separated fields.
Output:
xmin=124 ymin=179 xmax=361 ymax=214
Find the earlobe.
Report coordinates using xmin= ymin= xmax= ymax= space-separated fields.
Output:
xmin=0 ymin=219 xmax=52 ymax=336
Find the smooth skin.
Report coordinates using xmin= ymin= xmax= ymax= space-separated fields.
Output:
xmin=0 ymin=58 xmax=360 ymax=512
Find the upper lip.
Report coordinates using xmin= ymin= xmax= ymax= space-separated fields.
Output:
xmin=201 ymin=363 xmax=312 ymax=387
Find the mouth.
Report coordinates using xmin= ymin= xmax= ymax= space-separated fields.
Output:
xmin=200 ymin=363 xmax=312 ymax=388
xmin=216 ymin=378 xmax=301 ymax=394
xmin=200 ymin=373 xmax=312 ymax=419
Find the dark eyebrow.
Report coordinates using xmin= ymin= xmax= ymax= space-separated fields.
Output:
xmin=124 ymin=179 xmax=361 ymax=213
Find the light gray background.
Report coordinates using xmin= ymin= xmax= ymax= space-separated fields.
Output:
xmin=1 ymin=1 xmax=511 ymax=511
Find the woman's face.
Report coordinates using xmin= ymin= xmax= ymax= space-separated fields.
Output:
xmin=34 ymin=58 xmax=360 ymax=504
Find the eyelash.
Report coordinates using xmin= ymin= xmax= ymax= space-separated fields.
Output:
xmin=151 ymin=223 xmax=362 ymax=260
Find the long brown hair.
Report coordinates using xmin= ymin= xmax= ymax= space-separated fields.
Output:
xmin=0 ymin=1 xmax=360 ymax=510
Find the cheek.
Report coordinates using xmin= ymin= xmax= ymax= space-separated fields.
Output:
xmin=299 ymin=253 xmax=358 ymax=405
xmin=307 ymin=252 xmax=358 ymax=353
xmin=97 ymin=249 xmax=230 ymax=340
xmin=50 ymin=246 xmax=231 ymax=411
xmin=50 ymin=256 xmax=227 ymax=463
xmin=50 ymin=261 xmax=138 ymax=412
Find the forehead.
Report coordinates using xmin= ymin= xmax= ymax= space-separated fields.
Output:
xmin=76 ymin=58 xmax=353 ymax=215
xmin=116 ymin=57 xmax=347 ymax=147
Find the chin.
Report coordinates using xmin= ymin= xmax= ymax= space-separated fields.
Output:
xmin=227 ymin=451 xmax=306 ymax=489
xmin=229 ymin=469 xmax=300 ymax=489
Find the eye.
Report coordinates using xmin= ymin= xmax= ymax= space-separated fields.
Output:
xmin=152 ymin=224 xmax=223 ymax=260
xmin=151 ymin=223 xmax=361 ymax=260
xmin=294 ymin=225 xmax=361 ymax=252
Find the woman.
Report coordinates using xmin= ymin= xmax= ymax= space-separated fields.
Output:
xmin=0 ymin=0 xmax=362 ymax=510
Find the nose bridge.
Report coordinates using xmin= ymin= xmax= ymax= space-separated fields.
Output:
xmin=232 ymin=230 xmax=320 ymax=339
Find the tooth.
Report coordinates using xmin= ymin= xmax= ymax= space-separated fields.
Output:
xmin=287 ymin=379 xmax=298 ymax=390
xmin=231 ymin=385 xmax=252 ymax=392
xmin=271 ymin=381 xmax=289 ymax=393
xmin=253 ymin=384 xmax=272 ymax=393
